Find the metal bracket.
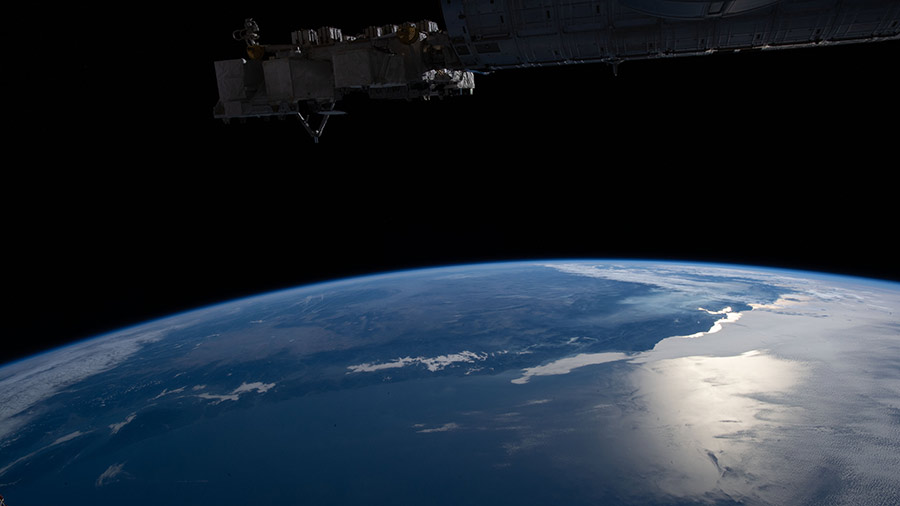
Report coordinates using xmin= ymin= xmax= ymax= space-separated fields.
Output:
xmin=602 ymin=57 xmax=623 ymax=77
xmin=297 ymin=102 xmax=345 ymax=143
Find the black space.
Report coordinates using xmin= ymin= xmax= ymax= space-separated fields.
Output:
xmin=5 ymin=3 xmax=898 ymax=365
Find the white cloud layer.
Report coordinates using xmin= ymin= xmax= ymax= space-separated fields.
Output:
xmin=151 ymin=387 xmax=185 ymax=400
xmin=416 ymin=422 xmax=460 ymax=433
xmin=196 ymin=381 xmax=276 ymax=405
xmin=511 ymin=353 xmax=629 ymax=384
xmin=542 ymin=262 xmax=769 ymax=293
xmin=677 ymin=307 xmax=743 ymax=339
xmin=0 ymin=430 xmax=90 ymax=477
xmin=96 ymin=462 xmax=127 ymax=487
xmin=348 ymin=351 xmax=488 ymax=374
xmin=0 ymin=327 xmax=171 ymax=441
xmin=109 ymin=413 xmax=137 ymax=435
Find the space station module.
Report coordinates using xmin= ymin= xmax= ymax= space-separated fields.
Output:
xmin=213 ymin=0 xmax=900 ymax=140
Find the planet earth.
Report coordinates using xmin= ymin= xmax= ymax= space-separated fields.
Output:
xmin=1 ymin=260 xmax=898 ymax=505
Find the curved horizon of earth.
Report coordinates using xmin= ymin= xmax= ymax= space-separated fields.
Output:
xmin=1 ymin=260 xmax=898 ymax=505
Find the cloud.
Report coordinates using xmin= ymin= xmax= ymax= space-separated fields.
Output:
xmin=51 ymin=431 xmax=86 ymax=445
xmin=150 ymin=387 xmax=184 ymax=401
xmin=621 ymin=349 xmax=807 ymax=501
xmin=0 ymin=326 xmax=171 ymax=441
xmin=605 ymin=282 xmax=900 ymax=504
xmin=348 ymin=351 xmax=488 ymax=374
xmin=96 ymin=462 xmax=127 ymax=487
xmin=676 ymin=307 xmax=743 ymax=339
xmin=0 ymin=430 xmax=90 ymax=477
xmin=196 ymin=381 xmax=276 ymax=404
xmin=347 ymin=356 xmax=418 ymax=373
xmin=196 ymin=392 xmax=240 ymax=404
xmin=232 ymin=381 xmax=275 ymax=394
xmin=542 ymin=262 xmax=763 ymax=293
xmin=151 ymin=387 xmax=185 ymax=400
xmin=109 ymin=413 xmax=136 ymax=435
xmin=749 ymin=295 xmax=811 ymax=311
xmin=511 ymin=352 xmax=629 ymax=384
xmin=415 ymin=422 xmax=460 ymax=433
xmin=540 ymin=262 xmax=820 ymax=305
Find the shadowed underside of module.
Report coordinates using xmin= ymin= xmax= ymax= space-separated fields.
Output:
xmin=212 ymin=0 xmax=900 ymax=141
